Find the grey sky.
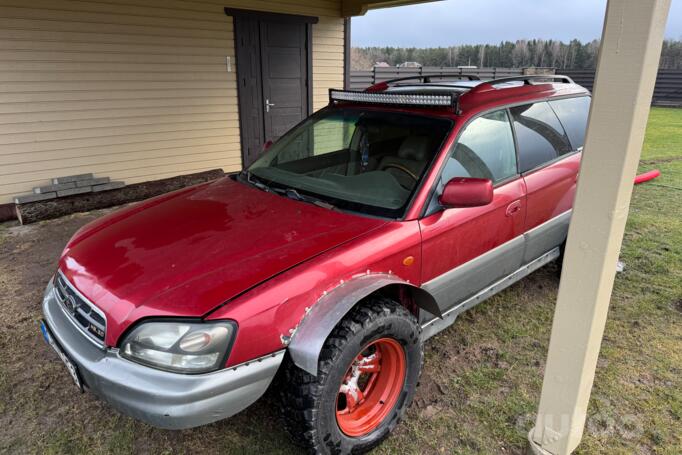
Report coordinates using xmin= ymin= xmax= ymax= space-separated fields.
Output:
xmin=351 ymin=0 xmax=682 ymax=47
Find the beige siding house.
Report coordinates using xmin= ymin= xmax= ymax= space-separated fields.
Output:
xmin=0 ymin=0 xmax=432 ymax=211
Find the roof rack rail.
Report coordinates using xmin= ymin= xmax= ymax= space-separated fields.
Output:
xmin=366 ymin=73 xmax=480 ymax=92
xmin=469 ymin=74 xmax=575 ymax=94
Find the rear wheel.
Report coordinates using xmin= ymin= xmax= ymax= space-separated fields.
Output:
xmin=280 ymin=296 xmax=423 ymax=454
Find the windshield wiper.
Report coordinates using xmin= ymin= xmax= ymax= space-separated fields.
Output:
xmin=275 ymin=187 xmax=336 ymax=210
xmin=240 ymin=171 xmax=336 ymax=210
xmin=241 ymin=170 xmax=272 ymax=193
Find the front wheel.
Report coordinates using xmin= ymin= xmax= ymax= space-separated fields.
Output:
xmin=280 ymin=296 xmax=423 ymax=454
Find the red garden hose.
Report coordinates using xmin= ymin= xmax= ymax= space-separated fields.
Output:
xmin=634 ymin=169 xmax=660 ymax=184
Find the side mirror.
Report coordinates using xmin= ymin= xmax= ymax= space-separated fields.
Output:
xmin=263 ymin=140 xmax=273 ymax=151
xmin=439 ymin=177 xmax=493 ymax=208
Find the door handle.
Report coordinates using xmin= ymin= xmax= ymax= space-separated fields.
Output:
xmin=265 ymin=99 xmax=275 ymax=113
xmin=506 ymin=200 xmax=522 ymax=217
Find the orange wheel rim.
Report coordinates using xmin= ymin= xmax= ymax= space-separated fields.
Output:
xmin=335 ymin=337 xmax=406 ymax=437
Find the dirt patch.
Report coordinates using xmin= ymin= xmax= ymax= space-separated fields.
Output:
xmin=0 ymin=210 xmax=111 ymax=445
xmin=640 ymin=156 xmax=682 ymax=165
xmin=674 ymin=299 xmax=682 ymax=314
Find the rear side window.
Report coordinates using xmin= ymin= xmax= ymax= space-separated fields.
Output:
xmin=549 ymin=96 xmax=591 ymax=150
xmin=511 ymin=102 xmax=572 ymax=173
xmin=445 ymin=109 xmax=517 ymax=183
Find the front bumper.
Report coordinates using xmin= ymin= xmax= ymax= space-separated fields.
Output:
xmin=41 ymin=280 xmax=284 ymax=429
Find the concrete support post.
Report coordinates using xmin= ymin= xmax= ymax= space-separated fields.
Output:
xmin=528 ymin=1 xmax=671 ymax=454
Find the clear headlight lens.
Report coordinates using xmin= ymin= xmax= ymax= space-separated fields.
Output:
xmin=120 ymin=321 xmax=235 ymax=374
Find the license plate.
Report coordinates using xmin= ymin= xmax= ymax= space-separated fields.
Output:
xmin=40 ymin=320 xmax=83 ymax=392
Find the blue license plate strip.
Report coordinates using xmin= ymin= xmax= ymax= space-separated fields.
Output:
xmin=40 ymin=320 xmax=83 ymax=392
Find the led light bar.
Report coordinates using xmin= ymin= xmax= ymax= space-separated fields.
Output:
xmin=329 ymin=89 xmax=456 ymax=108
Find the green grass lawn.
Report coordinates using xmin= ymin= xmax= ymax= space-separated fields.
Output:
xmin=641 ymin=107 xmax=682 ymax=163
xmin=0 ymin=108 xmax=679 ymax=455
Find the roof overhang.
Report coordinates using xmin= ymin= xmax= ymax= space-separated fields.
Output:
xmin=342 ymin=0 xmax=442 ymax=17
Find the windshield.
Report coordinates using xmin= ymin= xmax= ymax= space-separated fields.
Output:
xmin=246 ymin=107 xmax=452 ymax=218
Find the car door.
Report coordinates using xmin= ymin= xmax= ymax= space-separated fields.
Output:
xmin=511 ymin=97 xmax=591 ymax=263
xmin=419 ymin=109 xmax=526 ymax=316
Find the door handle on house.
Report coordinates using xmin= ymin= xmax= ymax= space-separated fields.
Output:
xmin=506 ymin=200 xmax=522 ymax=217
xmin=265 ymin=99 xmax=275 ymax=113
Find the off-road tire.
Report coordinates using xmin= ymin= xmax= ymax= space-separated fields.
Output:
xmin=279 ymin=296 xmax=423 ymax=454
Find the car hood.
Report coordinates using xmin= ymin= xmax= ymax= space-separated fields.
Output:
xmin=59 ymin=177 xmax=386 ymax=335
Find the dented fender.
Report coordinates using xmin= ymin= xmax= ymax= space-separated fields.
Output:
xmin=288 ymin=273 xmax=440 ymax=376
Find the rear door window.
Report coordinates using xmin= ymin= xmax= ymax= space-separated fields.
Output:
xmin=549 ymin=96 xmax=591 ymax=150
xmin=511 ymin=102 xmax=572 ymax=173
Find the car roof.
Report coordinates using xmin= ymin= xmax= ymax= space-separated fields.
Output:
xmin=386 ymin=80 xmax=483 ymax=92
xmin=386 ymin=79 xmax=589 ymax=105
xmin=385 ymin=79 xmax=545 ymax=92
xmin=329 ymin=75 xmax=591 ymax=116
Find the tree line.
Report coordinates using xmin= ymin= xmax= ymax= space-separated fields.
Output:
xmin=351 ymin=39 xmax=682 ymax=70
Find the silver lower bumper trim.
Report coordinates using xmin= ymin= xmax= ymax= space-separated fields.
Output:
xmin=41 ymin=281 xmax=284 ymax=430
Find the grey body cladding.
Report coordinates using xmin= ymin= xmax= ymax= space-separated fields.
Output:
xmin=420 ymin=210 xmax=571 ymax=339
xmin=423 ymin=236 xmax=525 ymax=316
xmin=523 ymin=210 xmax=571 ymax=263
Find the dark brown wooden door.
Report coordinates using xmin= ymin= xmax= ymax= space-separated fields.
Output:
xmin=235 ymin=16 xmax=265 ymax=167
xmin=235 ymin=16 xmax=309 ymax=167
xmin=261 ymin=21 xmax=308 ymax=141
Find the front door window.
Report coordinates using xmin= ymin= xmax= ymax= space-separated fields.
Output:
xmin=445 ymin=109 xmax=518 ymax=183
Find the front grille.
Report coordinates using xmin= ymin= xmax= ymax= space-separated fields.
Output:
xmin=53 ymin=272 xmax=107 ymax=346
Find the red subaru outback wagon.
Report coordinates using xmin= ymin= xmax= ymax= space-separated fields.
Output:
xmin=41 ymin=75 xmax=590 ymax=454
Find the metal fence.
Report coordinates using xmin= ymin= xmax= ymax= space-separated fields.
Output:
xmin=350 ymin=67 xmax=682 ymax=106
xmin=562 ymin=69 xmax=682 ymax=106
xmin=349 ymin=66 xmax=525 ymax=91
